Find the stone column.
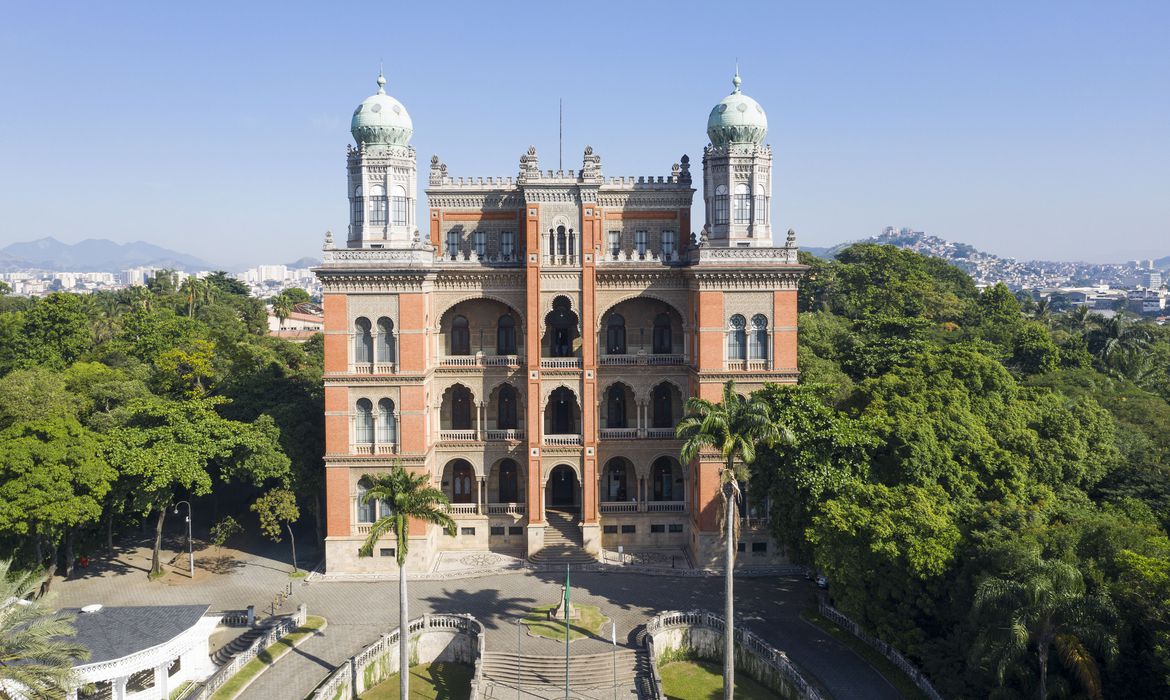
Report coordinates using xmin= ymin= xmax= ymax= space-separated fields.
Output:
xmin=475 ymin=477 xmax=483 ymax=515
xmin=112 ymin=676 xmax=128 ymax=700
xmin=477 ymin=401 xmax=486 ymax=440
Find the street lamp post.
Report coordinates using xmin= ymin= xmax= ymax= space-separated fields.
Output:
xmin=173 ymin=501 xmax=194 ymax=578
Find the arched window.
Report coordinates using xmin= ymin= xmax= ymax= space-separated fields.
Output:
xmin=733 ymin=183 xmax=751 ymax=224
xmin=652 ymin=383 xmax=673 ymax=429
xmin=356 ymin=478 xmax=376 ymax=523
xmin=548 ymin=387 xmax=577 ymax=434
xmin=652 ymin=457 xmax=676 ymax=501
xmin=754 ymin=185 xmax=767 ymax=224
xmin=556 ymin=226 xmax=568 ymax=259
xmin=376 ymin=317 xmax=395 ymax=363
xmin=450 ymin=460 xmax=474 ymax=503
xmin=652 ymin=313 xmax=672 ymax=354
xmin=714 ymin=185 xmax=729 ymax=225
xmin=497 ymin=459 xmax=519 ymax=503
xmin=546 ymin=297 xmax=577 ymax=358
xmin=497 ymin=385 xmax=518 ymax=430
xmin=391 ymin=185 xmax=408 ymax=226
xmin=369 ymin=185 xmax=387 ymax=225
xmin=451 ymin=386 xmax=473 ymax=430
xmin=606 ymin=314 xmax=627 ymax=355
xmin=377 ymin=398 xmax=396 ymax=444
xmin=606 ymin=385 xmax=627 ymax=429
xmin=354 ymin=318 xmax=373 ymax=364
xmin=604 ymin=458 xmax=629 ymax=502
xmin=749 ymin=314 xmax=769 ymax=360
xmin=351 ymin=185 xmax=364 ymax=225
xmin=355 ymin=399 xmax=374 ymax=443
xmin=727 ymin=315 xmax=747 ymax=361
xmin=496 ymin=315 xmax=516 ymax=355
xmin=450 ymin=315 xmax=470 ymax=355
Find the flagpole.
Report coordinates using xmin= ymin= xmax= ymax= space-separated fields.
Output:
xmin=612 ymin=620 xmax=617 ymax=700
xmin=565 ymin=563 xmax=571 ymax=699
xmin=516 ymin=617 xmax=522 ymax=700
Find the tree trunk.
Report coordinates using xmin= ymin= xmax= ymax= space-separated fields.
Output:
xmin=43 ymin=539 xmax=58 ymax=593
xmin=106 ymin=509 xmax=115 ymax=557
xmin=151 ymin=506 xmax=168 ymax=576
xmin=313 ymin=494 xmax=325 ymax=545
xmin=63 ymin=527 xmax=76 ymax=578
xmin=286 ymin=523 xmax=298 ymax=572
xmin=399 ymin=556 xmax=409 ymax=700
xmin=1038 ymin=641 xmax=1048 ymax=700
xmin=724 ymin=484 xmax=736 ymax=700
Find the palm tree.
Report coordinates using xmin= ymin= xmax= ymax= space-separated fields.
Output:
xmin=1059 ymin=304 xmax=1098 ymax=334
xmin=971 ymin=556 xmax=1117 ymax=700
xmin=677 ymin=381 xmax=787 ymax=700
xmin=358 ymin=464 xmax=456 ymax=699
xmin=270 ymin=295 xmax=294 ymax=330
xmin=1088 ymin=314 xmax=1152 ymax=365
xmin=1031 ymin=297 xmax=1052 ymax=326
xmin=0 ymin=560 xmax=89 ymax=699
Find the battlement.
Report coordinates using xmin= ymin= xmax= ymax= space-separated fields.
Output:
xmin=428 ymin=146 xmax=692 ymax=190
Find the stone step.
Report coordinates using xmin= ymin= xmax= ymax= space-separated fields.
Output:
xmin=481 ymin=651 xmax=639 ymax=686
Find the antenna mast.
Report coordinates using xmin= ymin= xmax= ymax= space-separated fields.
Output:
xmin=559 ymin=98 xmax=563 ymax=172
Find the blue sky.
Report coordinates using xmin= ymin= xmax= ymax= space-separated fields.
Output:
xmin=0 ymin=1 xmax=1166 ymax=267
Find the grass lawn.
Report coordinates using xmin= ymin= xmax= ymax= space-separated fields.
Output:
xmin=521 ymin=603 xmax=609 ymax=641
xmin=800 ymin=609 xmax=930 ymax=700
xmin=359 ymin=662 xmax=473 ymax=699
xmin=208 ymin=616 xmax=327 ymax=700
xmin=660 ymin=659 xmax=779 ymax=700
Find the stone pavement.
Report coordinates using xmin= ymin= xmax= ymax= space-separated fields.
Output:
xmin=53 ymin=542 xmax=901 ymax=700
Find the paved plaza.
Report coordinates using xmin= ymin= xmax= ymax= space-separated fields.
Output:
xmin=52 ymin=537 xmax=901 ymax=700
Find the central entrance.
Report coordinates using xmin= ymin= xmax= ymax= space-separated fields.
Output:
xmin=548 ymin=465 xmax=578 ymax=507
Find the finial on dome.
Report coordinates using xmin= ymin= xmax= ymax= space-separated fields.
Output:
xmin=376 ymin=65 xmax=386 ymax=95
xmin=732 ymin=63 xmax=742 ymax=94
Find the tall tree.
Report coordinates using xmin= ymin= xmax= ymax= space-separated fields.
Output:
xmin=270 ymin=295 xmax=293 ymax=329
xmin=677 ymin=381 xmax=786 ymax=700
xmin=358 ymin=464 xmax=455 ymax=700
xmin=251 ymin=488 xmax=301 ymax=572
xmin=971 ymin=555 xmax=1118 ymax=700
xmin=0 ymin=559 xmax=89 ymax=698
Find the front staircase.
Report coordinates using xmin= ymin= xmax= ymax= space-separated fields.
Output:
xmin=210 ymin=621 xmax=274 ymax=666
xmin=480 ymin=649 xmax=646 ymax=697
xmin=530 ymin=508 xmax=596 ymax=565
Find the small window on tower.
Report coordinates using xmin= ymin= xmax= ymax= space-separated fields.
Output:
xmin=501 ymin=232 xmax=516 ymax=260
xmin=635 ymin=230 xmax=647 ymax=258
xmin=608 ymin=230 xmax=621 ymax=257
xmin=473 ymin=231 xmax=486 ymax=258
xmin=391 ymin=185 xmax=408 ymax=226
xmin=446 ymin=231 xmax=460 ymax=259
xmin=661 ymin=231 xmax=676 ymax=260
xmin=351 ymin=186 xmax=364 ymax=225
xmin=369 ymin=185 xmax=388 ymax=225
xmin=714 ymin=185 xmax=729 ymax=225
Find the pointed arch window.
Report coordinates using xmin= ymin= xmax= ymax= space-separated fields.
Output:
xmin=355 ymin=399 xmax=374 ymax=444
xmin=652 ymin=457 xmax=676 ymax=501
xmin=354 ymin=318 xmax=373 ymax=364
xmin=356 ymin=478 xmax=376 ymax=523
xmin=606 ymin=385 xmax=628 ymax=429
xmin=351 ymin=185 xmax=364 ymax=225
xmin=652 ymin=383 xmax=673 ymax=429
xmin=733 ymin=183 xmax=752 ymax=224
xmin=369 ymin=185 xmax=387 ymax=225
xmin=377 ymin=398 xmax=396 ymax=444
xmin=496 ymin=315 xmax=516 ymax=355
xmin=727 ymin=314 xmax=747 ymax=361
xmin=497 ymin=459 xmax=519 ymax=503
xmin=749 ymin=314 xmax=769 ymax=360
xmin=391 ymin=185 xmax=408 ymax=226
xmin=376 ymin=317 xmax=395 ymax=363
xmin=714 ymin=185 xmax=729 ymax=225
xmin=652 ymin=313 xmax=672 ymax=354
xmin=450 ymin=315 xmax=471 ymax=355
xmin=451 ymin=386 xmax=473 ymax=430
xmin=754 ymin=185 xmax=768 ymax=224
xmin=606 ymin=314 xmax=626 ymax=355
xmin=497 ymin=385 xmax=518 ymax=430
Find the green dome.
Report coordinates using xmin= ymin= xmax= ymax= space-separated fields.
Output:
xmin=351 ymin=72 xmax=413 ymax=147
xmin=706 ymin=72 xmax=767 ymax=147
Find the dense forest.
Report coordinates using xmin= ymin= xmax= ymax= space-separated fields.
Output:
xmin=749 ymin=245 xmax=1170 ymax=698
xmin=1 ymin=246 xmax=1168 ymax=697
xmin=0 ymin=273 xmax=324 ymax=581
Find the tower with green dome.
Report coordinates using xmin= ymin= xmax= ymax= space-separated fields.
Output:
xmin=346 ymin=71 xmax=418 ymax=248
xmin=702 ymin=70 xmax=773 ymax=247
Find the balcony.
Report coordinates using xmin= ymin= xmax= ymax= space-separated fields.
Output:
xmin=598 ymin=428 xmax=677 ymax=440
xmin=445 ymin=503 xmax=480 ymax=517
xmin=725 ymin=359 xmax=770 ymax=372
xmin=540 ymin=357 xmax=582 ymax=370
xmin=600 ymin=500 xmax=687 ymax=514
xmin=439 ymin=355 xmax=521 ymax=368
xmin=439 ymin=430 xmax=478 ymax=442
xmin=352 ymin=442 xmax=396 ymax=455
xmin=351 ymin=362 xmax=396 ymax=374
xmin=647 ymin=501 xmax=686 ymax=513
xmin=599 ymin=353 xmax=684 ymax=366
xmin=645 ymin=428 xmax=677 ymax=439
xmin=543 ymin=434 xmax=583 ymax=447
xmin=486 ymin=503 xmax=526 ymax=516
xmin=599 ymin=428 xmax=638 ymax=440
xmin=600 ymin=501 xmax=639 ymax=514
xmin=485 ymin=429 xmax=524 ymax=441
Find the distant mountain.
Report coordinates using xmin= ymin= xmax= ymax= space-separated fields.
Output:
xmin=284 ymin=256 xmax=321 ymax=268
xmin=0 ymin=237 xmax=214 ymax=273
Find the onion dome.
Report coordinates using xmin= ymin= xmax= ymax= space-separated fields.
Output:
xmin=350 ymin=71 xmax=413 ymax=147
xmin=706 ymin=70 xmax=767 ymax=147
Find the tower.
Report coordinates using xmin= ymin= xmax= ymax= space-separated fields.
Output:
xmin=702 ymin=70 xmax=773 ymax=247
xmin=347 ymin=72 xmax=418 ymax=248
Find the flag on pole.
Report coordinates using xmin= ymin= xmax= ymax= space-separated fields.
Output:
xmin=564 ymin=564 xmax=571 ymax=617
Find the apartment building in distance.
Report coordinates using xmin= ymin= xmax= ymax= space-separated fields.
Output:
xmin=316 ymin=71 xmax=806 ymax=573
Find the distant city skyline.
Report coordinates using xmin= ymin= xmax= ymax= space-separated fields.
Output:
xmin=1 ymin=1 xmax=1166 ymax=266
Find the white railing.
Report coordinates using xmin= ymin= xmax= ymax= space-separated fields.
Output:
xmin=354 ymin=524 xmax=373 ymax=535
xmin=484 ymin=355 xmax=521 ymax=366
xmin=688 ymin=245 xmax=800 ymax=265
xmin=741 ymin=516 xmax=770 ymax=529
xmin=725 ymin=359 xmax=771 ymax=371
xmin=644 ymin=609 xmax=824 ymax=700
xmin=818 ymin=601 xmax=944 ymax=700
xmin=440 ymin=356 xmax=479 ymax=367
xmin=350 ymin=363 xmax=374 ymax=374
xmin=487 ymin=503 xmax=526 ymax=515
xmin=647 ymin=501 xmax=686 ymax=512
xmin=600 ymin=502 xmax=638 ymax=513
xmin=540 ymin=357 xmax=582 ymax=369
xmin=352 ymin=443 xmax=375 ymax=454
xmin=375 ymin=444 xmax=397 ymax=454
xmin=598 ymin=353 xmax=684 ymax=366
xmin=374 ymin=362 xmax=395 ymax=374
xmin=485 ymin=429 xmax=524 ymax=441
xmin=600 ymin=428 xmax=638 ymax=440
xmin=543 ymin=434 xmax=582 ymax=446
xmin=188 ymin=606 xmax=308 ymax=700
xmin=438 ymin=354 xmax=522 ymax=368
xmin=445 ymin=503 xmax=479 ymax=516
xmin=645 ymin=428 xmax=677 ymax=439
xmin=439 ymin=430 xmax=478 ymax=441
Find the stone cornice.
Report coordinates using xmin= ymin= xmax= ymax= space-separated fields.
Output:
xmin=595 ymin=270 xmax=689 ymax=289
xmin=688 ymin=269 xmax=806 ymax=291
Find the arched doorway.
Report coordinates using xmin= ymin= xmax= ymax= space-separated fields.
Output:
xmin=544 ymin=297 xmax=579 ymax=358
xmin=496 ymin=459 xmax=520 ymax=503
xmin=447 ymin=459 xmax=475 ymax=503
xmin=652 ymin=456 xmax=683 ymax=501
xmin=547 ymin=465 xmax=577 ymax=508
xmin=603 ymin=457 xmax=632 ymax=502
